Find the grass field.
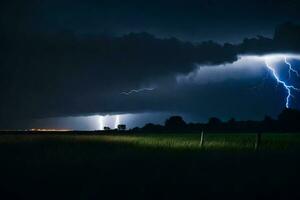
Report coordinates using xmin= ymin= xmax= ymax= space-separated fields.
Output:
xmin=1 ymin=133 xmax=300 ymax=199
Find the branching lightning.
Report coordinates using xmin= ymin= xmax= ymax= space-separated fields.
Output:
xmin=118 ymin=54 xmax=299 ymax=109
xmin=121 ymin=87 xmax=155 ymax=95
xmin=264 ymin=57 xmax=300 ymax=108
xmin=284 ymin=56 xmax=300 ymax=79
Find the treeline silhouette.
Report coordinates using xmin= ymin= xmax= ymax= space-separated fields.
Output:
xmin=1 ymin=108 xmax=300 ymax=135
xmin=127 ymin=108 xmax=300 ymax=134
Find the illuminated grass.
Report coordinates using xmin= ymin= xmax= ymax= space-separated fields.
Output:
xmin=87 ymin=133 xmax=300 ymax=151
xmin=1 ymin=132 xmax=300 ymax=198
xmin=1 ymin=133 xmax=299 ymax=152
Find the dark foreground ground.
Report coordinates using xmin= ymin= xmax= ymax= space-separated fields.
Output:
xmin=0 ymin=132 xmax=300 ymax=199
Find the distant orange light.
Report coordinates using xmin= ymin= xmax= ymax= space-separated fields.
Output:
xmin=29 ymin=128 xmax=71 ymax=132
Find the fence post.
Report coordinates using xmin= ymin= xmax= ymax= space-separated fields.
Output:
xmin=200 ymin=131 xmax=205 ymax=148
xmin=255 ymin=132 xmax=262 ymax=151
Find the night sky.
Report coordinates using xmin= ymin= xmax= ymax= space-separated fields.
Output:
xmin=1 ymin=0 xmax=300 ymax=130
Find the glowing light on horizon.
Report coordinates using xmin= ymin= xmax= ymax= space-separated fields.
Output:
xmin=96 ymin=114 xmax=127 ymax=130
xmin=28 ymin=128 xmax=71 ymax=132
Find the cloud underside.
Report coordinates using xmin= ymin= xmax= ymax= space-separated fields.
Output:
xmin=1 ymin=23 xmax=300 ymax=125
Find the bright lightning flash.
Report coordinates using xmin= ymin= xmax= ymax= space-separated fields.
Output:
xmin=263 ymin=54 xmax=300 ymax=108
xmin=99 ymin=116 xmax=104 ymax=130
xmin=114 ymin=115 xmax=120 ymax=129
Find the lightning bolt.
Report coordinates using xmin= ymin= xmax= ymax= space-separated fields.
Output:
xmin=284 ymin=56 xmax=300 ymax=79
xmin=264 ymin=58 xmax=300 ymax=108
xmin=114 ymin=115 xmax=120 ymax=129
xmin=121 ymin=88 xmax=155 ymax=95
xmin=99 ymin=116 xmax=104 ymax=130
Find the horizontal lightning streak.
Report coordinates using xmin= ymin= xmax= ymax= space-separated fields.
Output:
xmin=121 ymin=88 xmax=155 ymax=95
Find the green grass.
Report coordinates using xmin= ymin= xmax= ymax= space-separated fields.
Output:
xmin=0 ymin=133 xmax=300 ymax=199
xmin=1 ymin=133 xmax=298 ymax=151
xmin=1 ymin=133 xmax=299 ymax=167
xmin=96 ymin=133 xmax=300 ymax=151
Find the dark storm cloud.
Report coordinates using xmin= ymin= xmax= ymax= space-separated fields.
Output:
xmin=238 ymin=23 xmax=300 ymax=54
xmin=1 ymin=0 xmax=300 ymax=128
xmin=1 ymin=0 xmax=300 ymax=42
xmin=0 ymin=31 xmax=237 ymax=122
xmin=1 ymin=22 xmax=300 ymax=126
